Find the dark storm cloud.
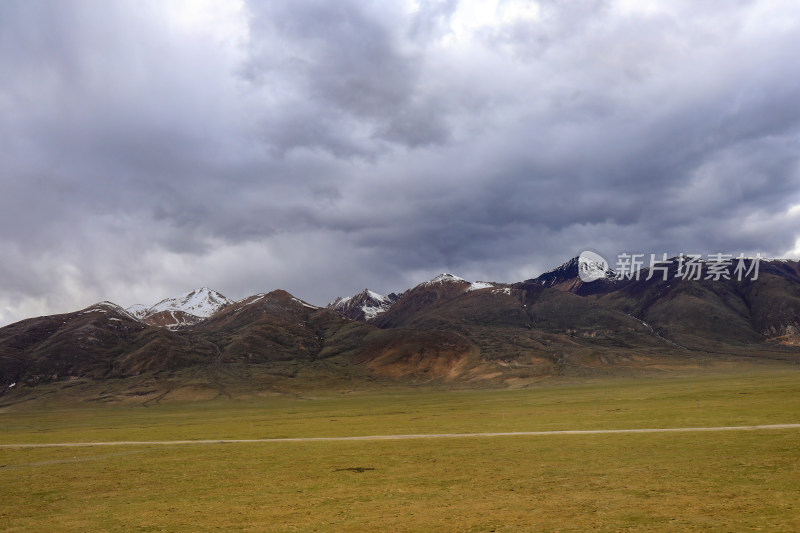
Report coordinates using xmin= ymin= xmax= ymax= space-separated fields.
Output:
xmin=242 ymin=0 xmax=459 ymax=152
xmin=1 ymin=0 xmax=800 ymax=324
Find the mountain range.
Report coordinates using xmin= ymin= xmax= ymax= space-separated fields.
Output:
xmin=2 ymin=256 xmax=799 ymax=404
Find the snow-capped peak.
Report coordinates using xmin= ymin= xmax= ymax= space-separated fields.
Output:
xmin=133 ymin=287 xmax=233 ymax=319
xmin=357 ymin=290 xmax=394 ymax=319
xmin=328 ymin=288 xmax=397 ymax=321
xmin=423 ymin=273 xmax=467 ymax=286
xmin=365 ymin=289 xmax=386 ymax=301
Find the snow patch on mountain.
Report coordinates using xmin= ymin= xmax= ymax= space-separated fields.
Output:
xmin=331 ymin=295 xmax=352 ymax=307
xmin=126 ymin=304 xmax=150 ymax=319
xmin=291 ymin=297 xmax=318 ymax=309
xmin=365 ymin=289 xmax=386 ymax=301
xmin=361 ymin=303 xmax=387 ymax=320
xmin=82 ymin=302 xmax=145 ymax=323
xmin=467 ymin=281 xmax=495 ymax=292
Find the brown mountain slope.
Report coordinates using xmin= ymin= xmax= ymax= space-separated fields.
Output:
xmin=0 ymin=291 xmax=487 ymax=403
xmin=2 ymin=259 xmax=800 ymax=404
xmin=592 ymin=259 xmax=800 ymax=352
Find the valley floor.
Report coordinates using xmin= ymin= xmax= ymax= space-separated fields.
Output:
xmin=1 ymin=366 xmax=799 ymax=531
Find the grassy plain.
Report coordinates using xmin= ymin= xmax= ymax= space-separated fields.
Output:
xmin=1 ymin=365 xmax=799 ymax=531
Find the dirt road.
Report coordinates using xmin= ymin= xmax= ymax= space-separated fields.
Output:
xmin=2 ymin=423 xmax=799 ymax=448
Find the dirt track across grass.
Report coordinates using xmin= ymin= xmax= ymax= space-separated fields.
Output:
xmin=2 ymin=423 xmax=799 ymax=448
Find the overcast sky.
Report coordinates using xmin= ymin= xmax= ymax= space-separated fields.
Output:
xmin=2 ymin=0 xmax=800 ymax=325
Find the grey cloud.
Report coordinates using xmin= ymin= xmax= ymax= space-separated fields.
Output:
xmin=408 ymin=0 xmax=459 ymax=42
xmin=1 ymin=0 xmax=800 ymax=325
xmin=242 ymin=0 xmax=453 ymax=153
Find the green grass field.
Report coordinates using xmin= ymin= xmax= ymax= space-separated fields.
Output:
xmin=2 ymin=366 xmax=800 ymax=531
